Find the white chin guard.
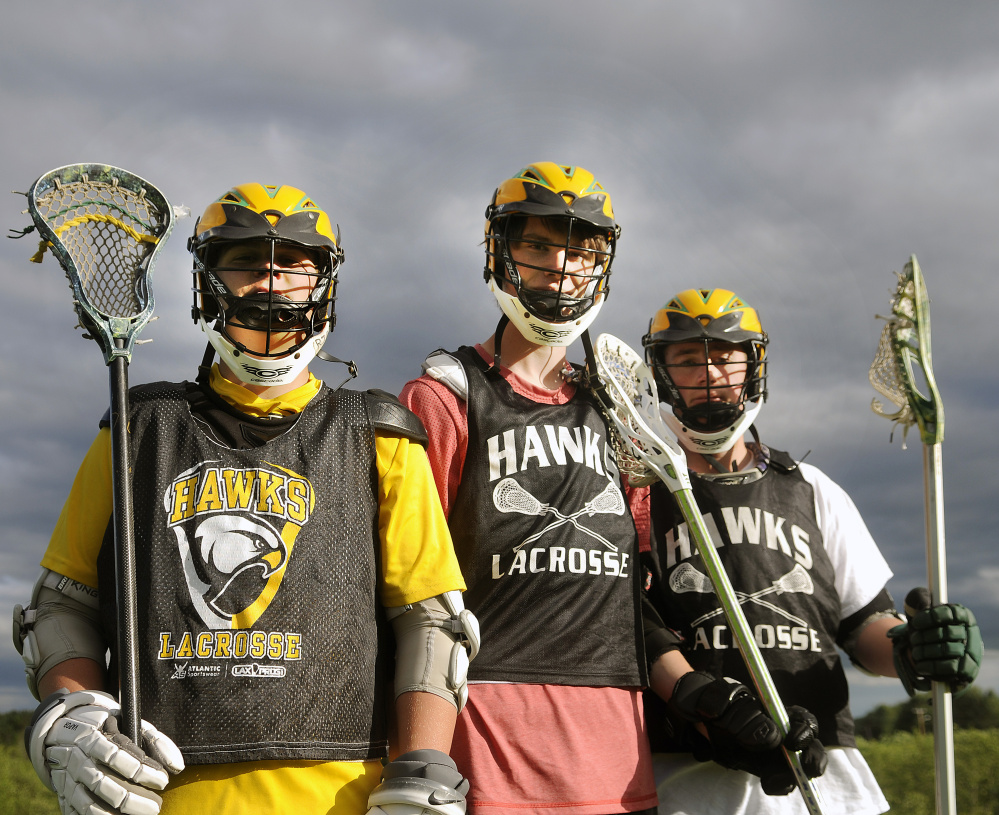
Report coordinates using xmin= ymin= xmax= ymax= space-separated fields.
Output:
xmin=489 ymin=280 xmax=603 ymax=347
xmin=661 ymin=398 xmax=762 ymax=456
xmin=200 ymin=316 xmax=328 ymax=387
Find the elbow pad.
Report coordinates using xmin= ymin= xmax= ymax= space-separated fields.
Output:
xmin=387 ymin=591 xmax=480 ymax=712
xmin=12 ymin=570 xmax=106 ymax=700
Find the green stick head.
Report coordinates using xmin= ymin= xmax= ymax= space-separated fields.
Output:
xmin=25 ymin=163 xmax=175 ymax=365
xmin=869 ymin=255 xmax=944 ymax=445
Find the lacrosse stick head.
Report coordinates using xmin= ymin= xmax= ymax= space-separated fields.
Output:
xmin=590 ymin=333 xmax=692 ymax=492
xmin=493 ymin=477 xmax=546 ymax=516
xmin=869 ymin=255 xmax=943 ymax=445
xmin=585 ymin=481 xmax=626 ymax=515
xmin=26 ymin=164 xmax=174 ymax=365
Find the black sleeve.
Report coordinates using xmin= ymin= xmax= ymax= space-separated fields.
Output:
xmin=365 ymin=389 xmax=429 ymax=447
xmin=641 ymin=551 xmax=684 ymax=668
xmin=643 ymin=593 xmax=684 ymax=665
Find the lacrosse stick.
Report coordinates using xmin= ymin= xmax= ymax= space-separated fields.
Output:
xmin=589 ymin=332 xmax=826 ymax=815
xmin=672 ymin=563 xmax=806 ymax=625
xmin=675 ymin=572 xmax=809 ymax=628
xmin=678 ymin=563 xmax=813 ymax=628
xmin=691 ymin=563 xmax=813 ymax=627
xmin=516 ymin=480 xmax=625 ymax=550
xmin=23 ymin=164 xmax=175 ymax=743
xmin=869 ymin=255 xmax=955 ymax=815
xmin=493 ymin=477 xmax=620 ymax=551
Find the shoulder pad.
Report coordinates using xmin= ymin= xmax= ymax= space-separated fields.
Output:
xmin=768 ymin=449 xmax=798 ymax=473
xmin=365 ymin=389 xmax=429 ymax=447
xmin=98 ymin=381 xmax=187 ymax=429
xmin=421 ymin=350 xmax=468 ymax=401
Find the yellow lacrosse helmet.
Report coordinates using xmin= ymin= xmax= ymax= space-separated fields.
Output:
xmin=485 ymin=162 xmax=619 ymax=233
xmin=188 ymin=183 xmax=344 ymax=387
xmin=483 ymin=162 xmax=620 ymax=347
xmin=645 ymin=289 xmax=765 ymax=343
xmin=643 ymin=288 xmax=768 ymax=454
xmin=190 ymin=183 xmax=342 ymax=257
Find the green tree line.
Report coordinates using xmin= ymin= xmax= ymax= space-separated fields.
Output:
xmin=854 ymin=687 xmax=999 ymax=740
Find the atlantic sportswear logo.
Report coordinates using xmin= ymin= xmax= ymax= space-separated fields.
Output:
xmin=163 ymin=460 xmax=316 ymax=631
xmin=169 ymin=662 xmax=222 ymax=679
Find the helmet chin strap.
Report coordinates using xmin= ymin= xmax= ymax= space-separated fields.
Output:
xmin=490 ymin=313 xmax=510 ymax=373
xmin=315 ymin=349 xmax=358 ymax=391
xmin=197 ymin=342 xmax=216 ymax=386
xmin=701 ymin=424 xmax=763 ymax=474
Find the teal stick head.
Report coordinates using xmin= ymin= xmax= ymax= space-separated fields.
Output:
xmin=25 ymin=163 xmax=174 ymax=365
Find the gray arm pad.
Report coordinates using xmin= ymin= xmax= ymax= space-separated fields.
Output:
xmin=387 ymin=592 xmax=480 ymax=712
xmin=13 ymin=569 xmax=107 ymax=700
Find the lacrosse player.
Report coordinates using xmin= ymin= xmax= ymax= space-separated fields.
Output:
xmin=639 ymin=288 xmax=983 ymax=814
xmin=14 ymin=183 xmax=477 ymax=815
xmin=399 ymin=163 xmax=660 ymax=815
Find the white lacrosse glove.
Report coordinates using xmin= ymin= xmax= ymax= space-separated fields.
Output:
xmin=367 ymin=749 xmax=469 ymax=815
xmin=26 ymin=689 xmax=185 ymax=815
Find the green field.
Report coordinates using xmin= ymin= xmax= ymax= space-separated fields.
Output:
xmin=859 ymin=730 xmax=999 ymax=814
xmin=0 ymin=747 xmax=59 ymax=815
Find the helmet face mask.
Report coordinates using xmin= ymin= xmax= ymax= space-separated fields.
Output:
xmin=198 ymin=239 xmax=336 ymax=356
xmin=643 ymin=289 xmax=768 ymax=454
xmin=189 ymin=184 xmax=344 ymax=387
xmin=484 ymin=163 xmax=620 ymax=347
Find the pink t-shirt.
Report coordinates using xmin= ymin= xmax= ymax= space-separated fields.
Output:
xmin=401 ymin=346 xmax=657 ymax=815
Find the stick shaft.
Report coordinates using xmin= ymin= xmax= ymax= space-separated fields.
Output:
xmin=672 ymin=489 xmax=826 ymax=815
xmin=109 ymin=354 xmax=140 ymax=743
xmin=923 ymin=443 xmax=956 ymax=815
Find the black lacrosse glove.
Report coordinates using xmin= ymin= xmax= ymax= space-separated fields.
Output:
xmin=670 ymin=671 xmax=826 ymax=796
xmin=887 ymin=587 xmax=983 ymax=695
xmin=670 ymin=671 xmax=782 ymax=753
xmin=711 ymin=705 xmax=827 ymax=795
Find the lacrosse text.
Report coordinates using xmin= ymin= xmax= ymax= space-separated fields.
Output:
xmin=491 ymin=547 xmax=630 ymax=579
xmin=691 ymin=624 xmax=821 ymax=653
xmin=157 ymin=630 xmax=303 ymax=661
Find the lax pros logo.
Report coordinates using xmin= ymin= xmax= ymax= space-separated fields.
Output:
xmin=164 ymin=461 xmax=316 ymax=630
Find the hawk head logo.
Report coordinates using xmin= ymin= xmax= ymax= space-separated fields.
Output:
xmin=193 ymin=515 xmax=289 ymax=618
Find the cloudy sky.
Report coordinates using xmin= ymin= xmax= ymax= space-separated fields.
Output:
xmin=1 ymin=1 xmax=996 ymax=718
